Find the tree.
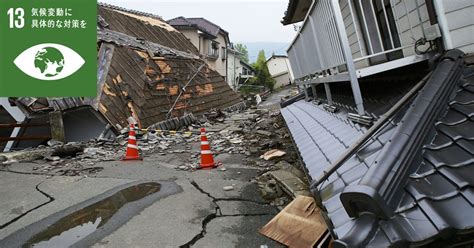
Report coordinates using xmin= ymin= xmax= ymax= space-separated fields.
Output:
xmin=235 ymin=43 xmax=249 ymax=63
xmin=249 ymin=50 xmax=275 ymax=90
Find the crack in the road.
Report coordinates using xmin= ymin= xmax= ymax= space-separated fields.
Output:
xmin=0 ymin=167 xmax=55 ymax=176
xmin=189 ymin=181 xmax=269 ymax=205
xmin=0 ymin=179 xmax=55 ymax=230
xmin=180 ymin=180 xmax=275 ymax=247
xmin=215 ymin=197 xmax=269 ymax=205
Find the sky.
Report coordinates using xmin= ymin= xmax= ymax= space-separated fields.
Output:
xmin=100 ymin=0 xmax=297 ymax=44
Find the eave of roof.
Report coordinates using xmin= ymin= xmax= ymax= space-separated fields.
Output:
xmin=240 ymin=60 xmax=255 ymax=71
xmin=168 ymin=16 xmax=229 ymax=42
xmin=265 ymin=54 xmax=288 ymax=64
xmin=281 ymin=0 xmax=312 ymax=25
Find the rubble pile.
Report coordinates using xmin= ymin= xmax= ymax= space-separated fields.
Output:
xmin=1 ymin=103 xmax=308 ymax=207
xmin=183 ymin=107 xmax=308 ymax=207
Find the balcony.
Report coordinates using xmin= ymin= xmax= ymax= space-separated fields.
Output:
xmin=287 ymin=0 xmax=434 ymax=115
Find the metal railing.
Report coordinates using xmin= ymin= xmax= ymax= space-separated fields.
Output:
xmin=287 ymin=0 xmax=430 ymax=115
xmin=289 ymin=0 xmax=428 ymax=79
xmin=288 ymin=0 xmax=347 ymax=80
xmin=350 ymin=0 xmax=427 ymax=61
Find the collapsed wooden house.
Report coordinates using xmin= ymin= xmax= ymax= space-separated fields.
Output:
xmin=0 ymin=4 xmax=242 ymax=151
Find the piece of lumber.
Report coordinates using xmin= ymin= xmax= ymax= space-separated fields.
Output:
xmin=259 ymin=195 xmax=328 ymax=248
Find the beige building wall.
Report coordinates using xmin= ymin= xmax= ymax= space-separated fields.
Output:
xmin=212 ymin=33 xmax=228 ymax=77
xmin=179 ymin=29 xmax=201 ymax=52
xmin=267 ymin=57 xmax=293 ymax=88
xmin=439 ymin=0 xmax=474 ymax=53
xmin=273 ymin=73 xmax=292 ymax=89
xmin=175 ymin=29 xmax=228 ymax=80
xmin=267 ymin=57 xmax=291 ymax=76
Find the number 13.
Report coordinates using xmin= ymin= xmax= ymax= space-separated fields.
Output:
xmin=7 ymin=8 xmax=25 ymax=29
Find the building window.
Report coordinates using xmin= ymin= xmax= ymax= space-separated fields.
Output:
xmin=373 ymin=0 xmax=401 ymax=50
xmin=208 ymin=41 xmax=219 ymax=59
xmin=221 ymin=47 xmax=226 ymax=60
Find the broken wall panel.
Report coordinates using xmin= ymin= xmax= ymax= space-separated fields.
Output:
xmin=62 ymin=107 xmax=109 ymax=142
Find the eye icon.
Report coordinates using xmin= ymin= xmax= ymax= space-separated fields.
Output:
xmin=14 ymin=43 xmax=85 ymax=81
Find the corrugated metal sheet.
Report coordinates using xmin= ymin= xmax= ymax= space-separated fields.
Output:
xmin=282 ymin=51 xmax=474 ymax=247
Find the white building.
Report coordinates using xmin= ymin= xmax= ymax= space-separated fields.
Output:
xmin=238 ymin=60 xmax=256 ymax=86
xmin=168 ymin=17 xmax=230 ymax=82
xmin=265 ymin=55 xmax=294 ymax=88
xmin=283 ymin=0 xmax=474 ymax=116
xmin=226 ymin=47 xmax=242 ymax=90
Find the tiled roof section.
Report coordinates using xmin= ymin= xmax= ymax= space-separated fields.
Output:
xmin=97 ymin=29 xmax=199 ymax=60
xmin=99 ymin=3 xmax=165 ymax=21
xmin=282 ymin=50 xmax=474 ymax=247
xmin=167 ymin=16 xmax=193 ymax=27
xmin=168 ymin=17 xmax=228 ymax=38
xmin=324 ymin=51 xmax=473 ymax=247
xmin=99 ymin=5 xmax=199 ymax=54
xmin=98 ymin=46 xmax=242 ymax=129
xmin=281 ymin=101 xmax=366 ymax=180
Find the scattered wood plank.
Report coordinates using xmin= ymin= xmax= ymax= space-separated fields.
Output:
xmin=259 ymin=195 xmax=328 ymax=248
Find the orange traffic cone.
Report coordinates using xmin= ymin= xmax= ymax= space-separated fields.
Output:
xmin=122 ymin=124 xmax=141 ymax=161
xmin=198 ymin=128 xmax=216 ymax=169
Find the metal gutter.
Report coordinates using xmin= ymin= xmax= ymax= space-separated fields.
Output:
xmin=433 ymin=0 xmax=453 ymax=49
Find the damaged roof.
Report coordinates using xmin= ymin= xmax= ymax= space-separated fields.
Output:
xmin=10 ymin=4 xmax=242 ymax=133
xmin=98 ymin=4 xmax=199 ymax=55
xmin=96 ymin=4 xmax=242 ymax=129
xmin=281 ymin=50 xmax=474 ymax=247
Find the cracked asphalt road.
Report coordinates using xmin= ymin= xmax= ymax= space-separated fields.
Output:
xmin=0 ymin=144 xmax=284 ymax=247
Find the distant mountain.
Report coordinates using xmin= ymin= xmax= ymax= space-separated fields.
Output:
xmin=241 ymin=42 xmax=290 ymax=63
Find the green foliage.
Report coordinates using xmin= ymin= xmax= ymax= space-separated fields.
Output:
xmin=235 ymin=43 xmax=249 ymax=63
xmin=249 ymin=50 xmax=275 ymax=90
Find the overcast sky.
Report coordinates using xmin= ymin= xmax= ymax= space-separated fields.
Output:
xmin=100 ymin=0 xmax=297 ymax=43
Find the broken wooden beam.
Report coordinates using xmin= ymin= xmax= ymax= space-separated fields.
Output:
xmin=49 ymin=111 xmax=65 ymax=142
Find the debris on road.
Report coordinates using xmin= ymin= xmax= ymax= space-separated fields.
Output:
xmin=260 ymin=149 xmax=286 ymax=161
xmin=223 ymin=186 xmax=234 ymax=191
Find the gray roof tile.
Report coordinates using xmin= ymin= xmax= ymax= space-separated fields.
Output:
xmin=282 ymin=52 xmax=474 ymax=247
xmin=167 ymin=16 xmax=228 ymax=38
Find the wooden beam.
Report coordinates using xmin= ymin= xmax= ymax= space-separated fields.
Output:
xmin=49 ymin=111 xmax=65 ymax=142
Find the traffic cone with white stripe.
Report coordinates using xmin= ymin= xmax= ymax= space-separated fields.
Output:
xmin=122 ymin=123 xmax=142 ymax=161
xmin=199 ymin=128 xmax=216 ymax=169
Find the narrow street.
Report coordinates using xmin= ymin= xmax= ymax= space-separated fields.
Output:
xmin=0 ymin=90 xmax=297 ymax=248
xmin=257 ymin=87 xmax=297 ymax=110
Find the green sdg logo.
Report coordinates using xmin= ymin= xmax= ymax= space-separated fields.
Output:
xmin=14 ymin=43 xmax=85 ymax=81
